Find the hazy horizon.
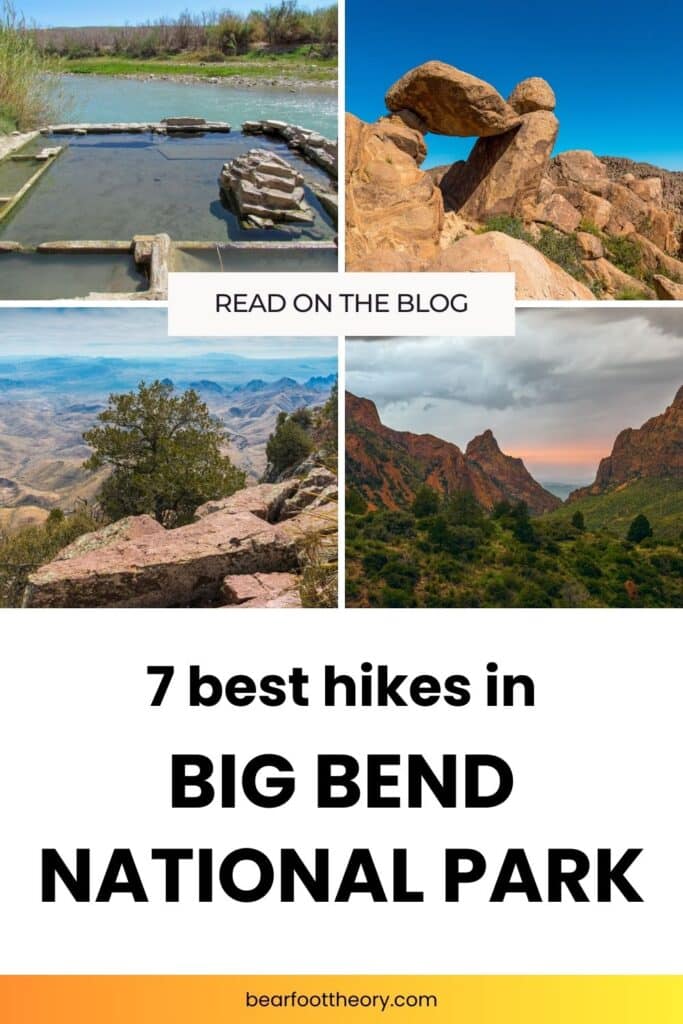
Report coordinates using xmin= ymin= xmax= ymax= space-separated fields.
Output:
xmin=347 ymin=310 xmax=683 ymax=485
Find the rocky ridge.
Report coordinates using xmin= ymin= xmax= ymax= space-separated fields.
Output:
xmin=23 ymin=467 xmax=338 ymax=608
xmin=346 ymin=61 xmax=683 ymax=298
xmin=569 ymin=386 xmax=683 ymax=500
xmin=346 ymin=392 xmax=560 ymax=515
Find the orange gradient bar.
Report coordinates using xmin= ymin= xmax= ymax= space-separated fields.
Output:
xmin=1 ymin=976 xmax=683 ymax=1023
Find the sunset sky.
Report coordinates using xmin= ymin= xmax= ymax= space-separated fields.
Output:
xmin=346 ymin=309 xmax=683 ymax=486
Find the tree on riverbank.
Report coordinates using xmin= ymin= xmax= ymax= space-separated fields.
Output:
xmin=32 ymin=3 xmax=338 ymax=61
xmin=0 ymin=1 xmax=58 ymax=130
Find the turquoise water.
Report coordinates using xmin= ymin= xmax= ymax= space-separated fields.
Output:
xmin=0 ymin=133 xmax=335 ymax=246
xmin=54 ymin=74 xmax=338 ymax=139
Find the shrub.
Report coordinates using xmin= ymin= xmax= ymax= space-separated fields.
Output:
xmin=571 ymin=510 xmax=585 ymax=532
xmin=614 ymin=287 xmax=650 ymax=300
xmin=604 ymin=234 xmax=642 ymax=277
xmin=535 ymin=228 xmax=587 ymax=282
xmin=0 ymin=1 xmax=60 ymax=129
xmin=0 ymin=507 xmax=98 ymax=606
xmin=627 ymin=514 xmax=653 ymax=544
xmin=412 ymin=484 xmax=440 ymax=518
xmin=482 ymin=215 xmax=532 ymax=243
xmin=346 ymin=487 xmax=367 ymax=516
xmin=209 ymin=14 xmax=255 ymax=55
xmin=266 ymin=409 xmax=314 ymax=475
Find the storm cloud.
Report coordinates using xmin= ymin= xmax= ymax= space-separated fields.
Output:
xmin=347 ymin=309 xmax=683 ymax=484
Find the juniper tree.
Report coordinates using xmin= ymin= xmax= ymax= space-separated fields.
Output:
xmin=83 ymin=380 xmax=246 ymax=526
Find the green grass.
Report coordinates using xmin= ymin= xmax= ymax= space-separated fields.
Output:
xmin=0 ymin=102 xmax=15 ymax=131
xmin=543 ymin=479 xmax=683 ymax=542
xmin=62 ymin=51 xmax=337 ymax=82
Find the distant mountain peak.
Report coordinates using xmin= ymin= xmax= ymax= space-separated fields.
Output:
xmin=346 ymin=392 xmax=560 ymax=515
xmin=570 ymin=385 xmax=683 ymax=500
xmin=466 ymin=429 xmax=501 ymax=456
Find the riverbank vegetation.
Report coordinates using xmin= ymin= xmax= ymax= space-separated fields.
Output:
xmin=0 ymin=1 xmax=58 ymax=130
xmin=33 ymin=4 xmax=337 ymax=74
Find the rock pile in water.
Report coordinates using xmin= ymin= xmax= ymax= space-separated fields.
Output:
xmin=220 ymin=148 xmax=314 ymax=228
xmin=346 ymin=60 xmax=683 ymax=299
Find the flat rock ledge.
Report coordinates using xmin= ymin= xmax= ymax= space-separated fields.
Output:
xmin=220 ymin=148 xmax=314 ymax=228
xmin=23 ymin=470 xmax=338 ymax=608
xmin=242 ymin=119 xmax=337 ymax=179
xmin=42 ymin=117 xmax=231 ymax=135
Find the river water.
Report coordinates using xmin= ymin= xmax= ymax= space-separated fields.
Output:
xmin=53 ymin=74 xmax=338 ymax=138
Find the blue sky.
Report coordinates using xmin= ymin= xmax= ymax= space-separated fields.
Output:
xmin=346 ymin=0 xmax=682 ymax=170
xmin=20 ymin=1 xmax=321 ymax=28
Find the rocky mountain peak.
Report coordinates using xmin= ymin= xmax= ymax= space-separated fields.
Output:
xmin=570 ymin=386 xmax=683 ymax=500
xmin=466 ymin=429 xmax=501 ymax=456
xmin=346 ymin=392 xmax=561 ymax=515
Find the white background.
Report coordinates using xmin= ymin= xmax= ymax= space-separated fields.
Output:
xmin=0 ymin=608 xmax=679 ymax=973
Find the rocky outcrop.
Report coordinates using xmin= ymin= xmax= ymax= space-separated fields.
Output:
xmin=653 ymin=275 xmax=683 ymax=300
xmin=221 ymin=572 xmax=301 ymax=608
xmin=465 ymin=430 xmax=561 ymax=514
xmin=441 ymin=109 xmax=559 ymax=220
xmin=241 ymin=119 xmax=338 ymax=179
xmin=23 ymin=473 xmax=338 ymax=608
xmin=507 ymin=77 xmax=556 ymax=114
xmin=346 ymin=113 xmax=443 ymax=271
xmin=346 ymin=59 xmax=683 ymax=297
xmin=220 ymin=149 xmax=314 ymax=228
xmin=435 ymin=232 xmax=594 ymax=299
xmin=569 ymin=387 xmax=683 ymax=500
xmin=346 ymin=392 xmax=560 ymax=515
xmin=385 ymin=61 xmax=521 ymax=137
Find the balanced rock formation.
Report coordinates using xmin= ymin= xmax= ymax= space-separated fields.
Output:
xmin=507 ymin=77 xmax=556 ymax=114
xmin=220 ymin=149 xmax=313 ymax=228
xmin=347 ymin=60 xmax=683 ymax=297
xmin=24 ymin=470 xmax=338 ymax=608
xmin=570 ymin=387 xmax=683 ymax=500
xmin=441 ymin=109 xmax=559 ymax=220
xmin=386 ymin=61 xmax=521 ymax=137
xmin=346 ymin=392 xmax=560 ymax=515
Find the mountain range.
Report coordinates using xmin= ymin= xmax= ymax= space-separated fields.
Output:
xmin=346 ymin=392 xmax=560 ymax=515
xmin=347 ymin=386 xmax=683 ymax=524
xmin=346 ymin=387 xmax=682 ymax=608
xmin=0 ymin=369 xmax=336 ymax=532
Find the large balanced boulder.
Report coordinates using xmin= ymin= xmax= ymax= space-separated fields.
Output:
xmin=437 ymin=232 xmax=594 ymax=299
xmin=441 ymin=110 xmax=559 ymax=220
xmin=220 ymin=148 xmax=313 ymax=228
xmin=385 ymin=61 xmax=521 ymax=137
xmin=507 ymin=77 xmax=556 ymax=114
xmin=346 ymin=113 xmax=443 ymax=270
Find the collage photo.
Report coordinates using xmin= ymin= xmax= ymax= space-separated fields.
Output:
xmin=0 ymin=0 xmax=680 ymax=610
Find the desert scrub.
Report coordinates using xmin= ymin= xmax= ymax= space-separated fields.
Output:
xmin=0 ymin=506 xmax=98 ymax=606
xmin=0 ymin=2 xmax=61 ymax=130
xmin=604 ymin=234 xmax=643 ymax=277
xmin=481 ymin=215 xmax=533 ymax=243
xmin=615 ymin=287 xmax=650 ymax=300
xmin=578 ymin=218 xmax=602 ymax=237
xmin=534 ymin=227 xmax=588 ymax=283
